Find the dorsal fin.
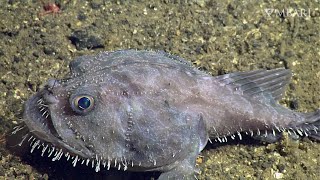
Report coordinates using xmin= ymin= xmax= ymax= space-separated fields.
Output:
xmin=215 ymin=69 xmax=292 ymax=101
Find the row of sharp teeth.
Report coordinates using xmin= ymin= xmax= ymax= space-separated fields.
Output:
xmin=15 ymin=131 xmax=139 ymax=173
xmin=37 ymin=98 xmax=50 ymax=119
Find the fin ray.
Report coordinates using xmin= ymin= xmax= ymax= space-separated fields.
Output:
xmin=215 ymin=69 xmax=291 ymax=101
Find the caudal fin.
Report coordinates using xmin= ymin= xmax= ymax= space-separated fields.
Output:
xmin=299 ymin=109 xmax=320 ymax=140
xmin=253 ymin=109 xmax=320 ymax=142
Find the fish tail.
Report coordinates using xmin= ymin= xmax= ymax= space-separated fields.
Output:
xmin=298 ymin=109 xmax=320 ymax=140
xmin=294 ymin=109 xmax=320 ymax=141
xmin=252 ymin=110 xmax=320 ymax=143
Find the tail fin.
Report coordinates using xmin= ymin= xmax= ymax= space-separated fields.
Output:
xmin=253 ymin=110 xmax=320 ymax=143
xmin=299 ymin=109 xmax=320 ymax=140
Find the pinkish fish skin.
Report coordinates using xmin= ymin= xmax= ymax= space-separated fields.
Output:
xmin=20 ymin=50 xmax=319 ymax=179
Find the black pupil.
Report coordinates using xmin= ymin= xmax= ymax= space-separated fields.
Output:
xmin=78 ymin=97 xmax=91 ymax=110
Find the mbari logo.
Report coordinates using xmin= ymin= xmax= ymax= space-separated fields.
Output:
xmin=264 ymin=8 xmax=311 ymax=18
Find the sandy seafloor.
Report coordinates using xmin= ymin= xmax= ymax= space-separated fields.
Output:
xmin=0 ymin=0 xmax=319 ymax=179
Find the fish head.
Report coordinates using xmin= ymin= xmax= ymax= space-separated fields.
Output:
xmin=23 ymin=57 xmax=129 ymax=162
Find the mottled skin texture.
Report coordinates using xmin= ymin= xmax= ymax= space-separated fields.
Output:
xmin=22 ymin=50 xmax=320 ymax=179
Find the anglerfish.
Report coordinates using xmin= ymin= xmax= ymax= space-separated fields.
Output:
xmin=16 ymin=50 xmax=319 ymax=179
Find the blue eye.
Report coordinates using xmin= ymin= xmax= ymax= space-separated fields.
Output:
xmin=78 ymin=97 xmax=91 ymax=109
xmin=72 ymin=95 xmax=95 ymax=114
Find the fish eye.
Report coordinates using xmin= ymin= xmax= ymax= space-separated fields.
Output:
xmin=72 ymin=95 xmax=95 ymax=114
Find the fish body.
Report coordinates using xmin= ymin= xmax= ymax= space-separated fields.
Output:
xmin=21 ymin=50 xmax=320 ymax=179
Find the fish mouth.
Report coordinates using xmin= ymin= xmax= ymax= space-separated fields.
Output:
xmin=23 ymin=89 xmax=61 ymax=142
xmin=23 ymin=88 xmax=90 ymax=158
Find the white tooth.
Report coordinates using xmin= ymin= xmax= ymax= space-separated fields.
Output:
xmin=40 ymin=107 xmax=45 ymax=112
xmin=91 ymin=159 xmax=95 ymax=168
xmin=72 ymin=155 xmax=79 ymax=167
xmin=41 ymin=144 xmax=48 ymax=156
xmin=41 ymin=110 xmax=46 ymax=117
xmin=48 ymin=147 xmax=55 ymax=157
xmin=231 ymin=135 xmax=235 ymax=140
xmin=107 ymin=160 xmax=111 ymax=170
xmin=40 ymin=103 xmax=48 ymax=107
xmin=54 ymin=149 xmax=59 ymax=157
xmin=237 ymin=131 xmax=242 ymax=140
xmin=28 ymin=135 xmax=34 ymax=142
xmin=12 ymin=125 xmax=25 ymax=134
xmin=217 ymin=137 xmax=222 ymax=142
xmin=18 ymin=133 xmax=29 ymax=146
xmin=52 ymin=149 xmax=63 ymax=161
xmin=58 ymin=150 xmax=63 ymax=160
xmin=296 ymin=129 xmax=303 ymax=136
xmin=95 ymin=159 xmax=101 ymax=172
xmin=30 ymin=140 xmax=40 ymax=153
xmin=264 ymin=130 xmax=268 ymax=137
